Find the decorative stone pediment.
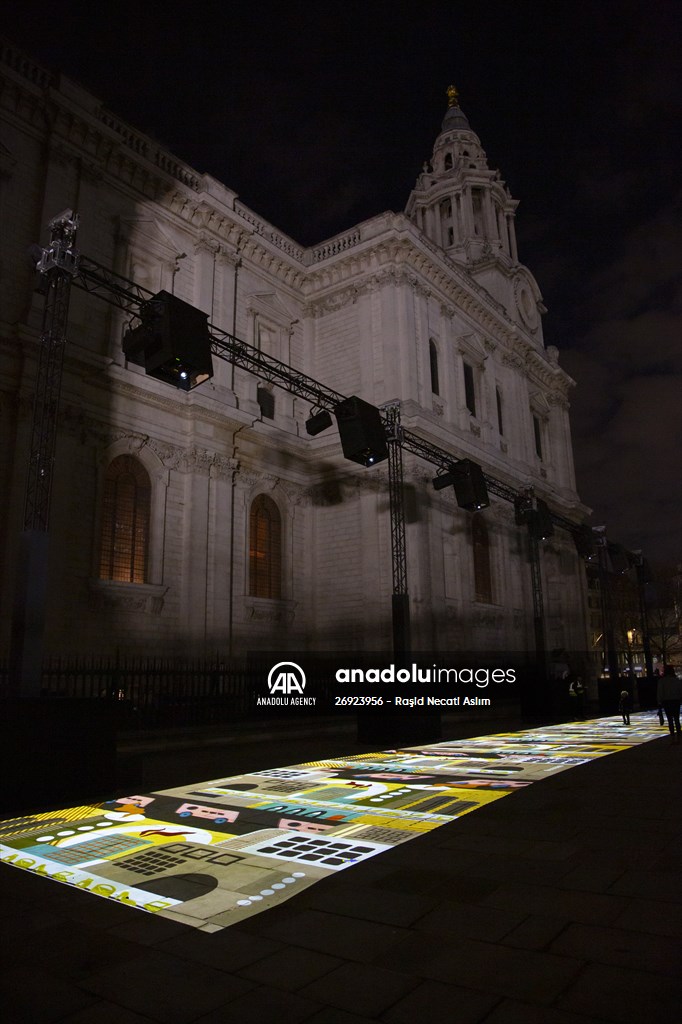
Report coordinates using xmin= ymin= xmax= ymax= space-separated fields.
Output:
xmin=457 ymin=331 xmax=488 ymax=367
xmin=529 ymin=390 xmax=552 ymax=415
xmin=246 ymin=291 xmax=298 ymax=327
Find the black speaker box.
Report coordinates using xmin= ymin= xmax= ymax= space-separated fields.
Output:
xmin=528 ymin=498 xmax=554 ymax=540
xmin=123 ymin=291 xmax=212 ymax=388
xmin=334 ymin=396 xmax=388 ymax=466
xmin=573 ymin=523 xmax=596 ymax=559
xmin=451 ymin=460 xmax=489 ymax=510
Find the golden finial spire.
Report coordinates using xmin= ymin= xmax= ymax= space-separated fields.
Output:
xmin=446 ymin=84 xmax=460 ymax=108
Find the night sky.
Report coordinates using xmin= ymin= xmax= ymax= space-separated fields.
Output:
xmin=4 ymin=1 xmax=681 ymax=563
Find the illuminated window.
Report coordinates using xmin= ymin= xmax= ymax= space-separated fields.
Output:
xmin=429 ymin=339 xmax=440 ymax=396
xmin=99 ymin=455 xmax=150 ymax=583
xmin=472 ymin=515 xmax=492 ymax=604
xmin=249 ymin=494 xmax=282 ymax=599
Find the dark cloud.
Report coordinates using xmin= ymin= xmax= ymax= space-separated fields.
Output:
xmin=562 ymin=364 xmax=682 ymax=560
xmin=585 ymin=207 xmax=682 ymax=321
xmin=561 ymin=199 xmax=682 ymax=563
xmin=3 ymin=0 xmax=681 ymax=560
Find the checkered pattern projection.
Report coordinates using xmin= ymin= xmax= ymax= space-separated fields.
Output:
xmin=0 ymin=716 xmax=663 ymax=933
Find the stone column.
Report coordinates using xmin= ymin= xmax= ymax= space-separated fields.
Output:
xmin=193 ymin=235 xmax=219 ymax=317
xmin=179 ymin=449 xmax=212 ymax=649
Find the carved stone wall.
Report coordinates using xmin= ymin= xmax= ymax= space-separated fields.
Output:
xmin=0 ymin=40 xmax=588 ymax=660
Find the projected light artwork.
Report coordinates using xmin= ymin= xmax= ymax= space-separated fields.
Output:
xmin=0 ymin=715 xmax=664 ymax=933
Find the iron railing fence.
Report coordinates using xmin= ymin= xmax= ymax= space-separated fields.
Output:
xmin=0 ymin=655 xmax=298 ymax=728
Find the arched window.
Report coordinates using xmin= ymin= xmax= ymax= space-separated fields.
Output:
xmin=429 ymin=339 xmax=440 ymax=396
xmin=249 ymin=494 xmax=282 ymax=599
xmin=99 ymin=455 xmax=150 ymax=583
xmin=444 ymin=153 xmax=453 ymax=170
xmin=472 ymin=515 xmax=493 ymax=604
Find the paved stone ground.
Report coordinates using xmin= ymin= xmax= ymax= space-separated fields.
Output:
xmin=1 ymin=716 xmax=680 ymax=1023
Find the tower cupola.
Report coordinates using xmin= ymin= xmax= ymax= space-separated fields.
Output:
xmin=406 ymin=86 xmax=519 ymax=266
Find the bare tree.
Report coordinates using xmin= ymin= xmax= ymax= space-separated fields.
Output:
xmin=646 ymin=562 xmax=682 ymax=668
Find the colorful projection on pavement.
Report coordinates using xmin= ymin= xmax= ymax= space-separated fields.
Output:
xmin=0 ymin=715 xmax=664 ymax=933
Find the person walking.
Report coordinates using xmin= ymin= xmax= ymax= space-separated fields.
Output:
xmin=656 ymin=665 xmax=682 ymax=744
xmin=568 ymin=676 xmax=586 ymax=719
xmin=618 ymin=688 xmax=631 ymax=725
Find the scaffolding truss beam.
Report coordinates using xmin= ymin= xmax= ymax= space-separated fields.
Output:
xmin=72 ymin=260 xmax=582 ymax=542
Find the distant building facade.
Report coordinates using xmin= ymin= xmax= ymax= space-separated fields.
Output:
xmin=0 ymin=42 xmax=590 ymax=662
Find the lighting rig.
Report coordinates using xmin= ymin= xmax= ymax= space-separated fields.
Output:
xmin=23 ymin=210 xmax=81 ymax=533
xmin=11 ymin=211 xmax=81 ymax=694
xmin=13 ymin=210 xmax=608 ymax=692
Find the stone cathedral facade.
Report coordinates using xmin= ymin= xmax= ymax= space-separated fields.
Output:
xmin=0 ymin=44 xmax=590 ymax=663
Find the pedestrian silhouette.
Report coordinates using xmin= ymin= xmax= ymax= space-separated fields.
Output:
xmin=568 ymin=676 xmax=586 ymax=719
xmin=619 ymin=689 xmax=631 ymax=725
xmin=656 ymin=665 xmax=682 ymax=744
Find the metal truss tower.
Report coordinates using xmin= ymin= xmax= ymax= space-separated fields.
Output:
xmin=10 ymin=212 xmax=80 ymax=694
xmin=23 ymin=211 xmax=81 ymax=531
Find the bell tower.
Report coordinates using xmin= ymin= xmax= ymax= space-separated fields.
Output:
xmin=406 ymin=86 xmax=519 ymax=266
